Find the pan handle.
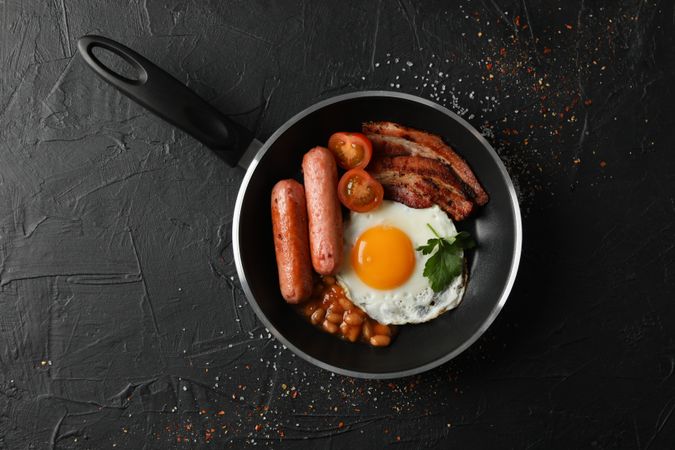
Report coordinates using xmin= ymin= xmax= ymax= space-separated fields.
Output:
xmin=77 ymin=35 xmax=254 ymax=167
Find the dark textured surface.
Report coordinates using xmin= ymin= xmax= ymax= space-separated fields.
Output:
xmin=1 ymin=0 xmax=674 ymax=448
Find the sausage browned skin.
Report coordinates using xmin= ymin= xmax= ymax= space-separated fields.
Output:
xmin=271 ymin=179 xmax=313 ymax=303
xmin=302 ymin=147 xmax=343 ymax=275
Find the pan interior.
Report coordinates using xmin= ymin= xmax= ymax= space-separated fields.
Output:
xmin=235 ymin=93 xmax=520 ymax=377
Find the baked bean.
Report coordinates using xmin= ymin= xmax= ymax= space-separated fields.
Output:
xmin=345 ymin=325 xmax=361 ymax=342
xmin=326 ymin=304 xmax=343 ymax=315
xmin=322 ymin=320 xmax=339 ymax=334
xmin=343 ymin=313 xmax=363 ymax=326
xmin=370 ymin=335 xmax=391 ymax=347
xmin=294 ymin=275 xmax=395 ymax=347
xmin=310 ymin=308 xmax=326 ymax=325
xmin=328 ymin=293 xmax=344 ymax=309
xmin=326 ymin=312 xmax=343 ymax=324
xmin=339 ymin=322 xmax=360 ymax=342
xmin=338 ymin=297 xmax=353 ymax=310
xmin=339 ymin=322 xmax=350 ymax=336
xmin=304 ymin=303 xmax=318 ymax=316
xmin=362 ymin=321 xmax=374 ymax=340
xmin=374 ymin=323 xmax=391 ymax=337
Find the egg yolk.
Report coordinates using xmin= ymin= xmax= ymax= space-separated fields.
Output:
xmin=351 ymin=225 xmax=415 ymax=290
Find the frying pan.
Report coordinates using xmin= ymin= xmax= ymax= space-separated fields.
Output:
xmin=77 ymin=35 xmax=522 ymax=379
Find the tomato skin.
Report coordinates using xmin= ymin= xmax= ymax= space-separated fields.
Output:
xmin=327 ymin=132 xmax=373 ymax=170
xmin=337 ymin=169 xmax=384 ymax=212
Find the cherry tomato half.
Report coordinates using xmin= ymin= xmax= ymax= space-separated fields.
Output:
xmin=337 ymin=168 xmax=384 ymax=212
xmin=327 ymin=132 xmax=373 ymax=170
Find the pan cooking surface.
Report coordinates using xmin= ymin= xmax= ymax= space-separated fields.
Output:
xmin=233 ymin=91 xmax=521 ymax=378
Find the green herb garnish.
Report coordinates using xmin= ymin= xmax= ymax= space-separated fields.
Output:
xmin=416 ymin=224 xmax=476 ymax=293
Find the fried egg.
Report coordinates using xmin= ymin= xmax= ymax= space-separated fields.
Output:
xmin=336 ymin=200 xmax=467 ymax=325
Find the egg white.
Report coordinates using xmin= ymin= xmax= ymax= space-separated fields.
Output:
xmin=336 ymin=200 xmax=467 ymax=325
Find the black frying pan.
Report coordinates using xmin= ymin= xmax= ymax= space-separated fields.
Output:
xmin=77 ymin=35 xmax=522 ymax=379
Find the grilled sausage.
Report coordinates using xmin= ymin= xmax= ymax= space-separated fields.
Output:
xmin=271 ymin=179 xmax=313 ymax=303
xmin=302 ymin=147 xmax=343 ymax=275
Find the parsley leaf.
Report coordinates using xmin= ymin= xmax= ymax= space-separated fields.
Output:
xmin=416 ymin=224 xmax=476 ymax=293
xmin=417 ymin=239 xmax=440 ymax=255
xmin=452 ymin=231 xmax=476 ymax=249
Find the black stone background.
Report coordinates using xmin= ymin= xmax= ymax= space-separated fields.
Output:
xmin=1 ymin=0 xmax=674 ymax=448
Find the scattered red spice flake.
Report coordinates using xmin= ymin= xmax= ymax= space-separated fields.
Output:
xmin=600 ymin=160 xmax=607 ymax=168
xmin=565 ymin=23 xmax=573 ymax=30
xmin=486 ymin=62 xmax=493 ymax=71
xmin=543 ymin=47 xmax=552 ymax=55
xmin=499 ymin=47 xmax=506 ymax=56
xmin=205 ymin=428 xmax=215 ymax=443
xmin=584 ymin=99 xmax=593 ymax=106
xmin=217 ymin=410 xmax=225 ymax=416
xmin=278 ymin=429 xmax=286 ymax=438
xmin=396 ymin=436 xmax=401 ymax=441
xmin=514 ymin=15 xmax=521 ymax=27
xmin=338 ymin=421 xmax=345 ymax=429
xmin=254 ymin=424 xmax=262 ymax=432
xmin=573 ymin=158 xmax=581 ymax=165
xmin=291 ymin=390 xmax=299 ymax=399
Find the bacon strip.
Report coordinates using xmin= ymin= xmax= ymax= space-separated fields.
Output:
xmin=369 ymin=156 xmax=475 ymax=221
xmin=363 ymin=121 xmax=489 ymax=206
xmin=366 ymin=134 xmax=439 ymax=159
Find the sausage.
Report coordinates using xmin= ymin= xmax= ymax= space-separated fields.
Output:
xmin=302 ymin=146 xmax=343 ymax=275
xmin=271 ymin=179 xmax=313 ymax=303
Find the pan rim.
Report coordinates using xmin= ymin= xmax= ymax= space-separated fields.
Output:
xmin=232 ymin=90 xmax=522 ymax=379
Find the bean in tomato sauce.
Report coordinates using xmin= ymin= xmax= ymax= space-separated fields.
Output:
xmin=295 ymin=276 xmax=396 ymax=346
